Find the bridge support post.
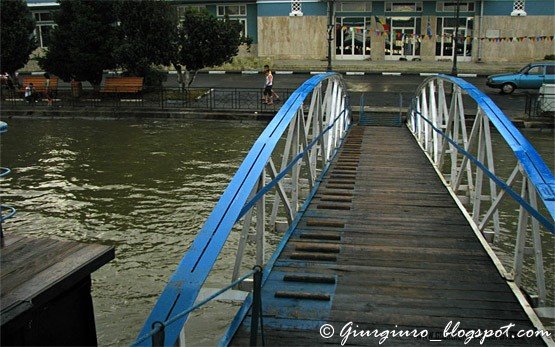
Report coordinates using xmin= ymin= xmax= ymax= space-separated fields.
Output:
xmin=250 ymin=266 xmax=263 ymax=346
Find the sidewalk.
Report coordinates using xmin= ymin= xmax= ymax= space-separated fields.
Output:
xmin=20 ymin=58 xmax=528 ymax=77
xmin=210 ymin=59 xmax=527 ymax=76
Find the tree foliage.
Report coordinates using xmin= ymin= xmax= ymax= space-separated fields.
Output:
xmin=173 ymin=9 xmax=242 ymax=87
xmin=0 ymin=0 xmax=37 ymax=76
xmin=38 ymin=0 xmax=118 ymax=87
xmin=114 ymin=0 xmax=177 ymax=78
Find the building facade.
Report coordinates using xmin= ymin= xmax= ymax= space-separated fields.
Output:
xmin=26 ymin=0 xmax=555 ymax=63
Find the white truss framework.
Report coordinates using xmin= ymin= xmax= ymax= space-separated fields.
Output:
xmin=232 ymin=74 xmax=350 ymax=282
xmin=408 ymin=76 xmax=554 ymax=311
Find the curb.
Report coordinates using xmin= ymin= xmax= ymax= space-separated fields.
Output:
xmin=18 ymin=70 xmax=491 ymax=78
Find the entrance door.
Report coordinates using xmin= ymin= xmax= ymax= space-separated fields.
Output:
xmin=336 ymin=17 xmax=370 ymax=60
xmin=436 ymin=18 xmax=473 ymax=61
xmin=385 ymin=17 xmax=420 ymax=60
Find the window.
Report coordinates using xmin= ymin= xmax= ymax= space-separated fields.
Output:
xmin=176 ymin=5 xmax=206 ymax=19
xmin=290 ymin=0 xmax=303 ymax=15
xmin=32 ymin=11 xmax=55 ymax=48
xmin=511 ymin=0 xmax=526 ymax=15
xmin=436 ymin=2 xmax=475 ymax=12
xmin=217 ymin=4 xmax=246 ymax=16
xmin=228 ymin=18 xmax=247 ymax=38
xmin=339 ymin=2 xmax=371 ymax=12
xmin=527 ymin=66 xmax=543 ymax=75
xmin=546 ymin=65 xmax=555 ymax=75
xmin=513 ymin=0 xmax=525 ymax=12
xmin=385 ymin=2 xmax=423 ymax=12
xmin=34 ymin=12 xmax=53 ymax=22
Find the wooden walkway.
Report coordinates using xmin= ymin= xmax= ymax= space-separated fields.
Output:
xmin=1 ymin=234 xmax=114 ymax=345
xmin=231 ymin=125 xmax=544 ymax=346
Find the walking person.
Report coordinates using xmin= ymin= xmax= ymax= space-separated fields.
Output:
xmin=262 ymin=68 xmax=274 ymax=105
xmin=263 ymin=65 xmax=281 ymax=102
xmin=24 ymin=83 xmax=36 ymax=103
xmin=44 ymin=73 xmax=53 ymax=106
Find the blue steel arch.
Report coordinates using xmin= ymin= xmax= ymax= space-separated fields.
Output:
xmin=414 ymin=74 xmax=554 ymax=230
xmin=135 ymin=72 xmax=349 ymax=346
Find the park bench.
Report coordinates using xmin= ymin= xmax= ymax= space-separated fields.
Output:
xmin=101 ymin=77 xmax=144 ymax=94
xmin=19 ymin=76 xmax=59 ymax=96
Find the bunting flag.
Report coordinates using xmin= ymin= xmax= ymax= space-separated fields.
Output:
xmin=476 ymin=35 xmax=554 ymax=42
xmin=374 ymin=16 xmax=390 ymax=32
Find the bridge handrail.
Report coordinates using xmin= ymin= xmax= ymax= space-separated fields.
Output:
xmin=135 ymin=72 xmax=350 ymax=346
xmin=133 ymin=268 xmax=259 ymax=346
xmin=408 ymin=74 xmax=553 ymax=308
xmin=410 ymin=74 xmax=554 ymax=230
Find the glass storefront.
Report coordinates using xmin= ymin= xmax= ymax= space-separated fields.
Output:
xmin=332 ymin=2 xmax=476 ymax=61
xmin=335 ymin=17 xmax=372 ymax=60
xmin=385 ymin=17 xmax=421 ymax=60
xmin=436 ymin=17 xmax=474 ymax=61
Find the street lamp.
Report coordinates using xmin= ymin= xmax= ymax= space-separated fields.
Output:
xmin=326 ymin=0 xmax=335 ymax=71
xmin=451 ymin=0 xmax=461 ymax=75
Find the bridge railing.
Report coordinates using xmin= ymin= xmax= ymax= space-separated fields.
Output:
xmin=407 ymin=75 xmax=554 ymax=311
xmin=134 ymin=72 xmax=351 ymax=346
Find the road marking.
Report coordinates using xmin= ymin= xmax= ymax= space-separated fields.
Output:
xmin=420 ymin=72 xmax=439 ymax=76
xmin=458 ymin=73 xmax=478 ymax=77
xmin=208 ymin=71 xmax=226 ymax=74
xmin=382 ymin=72 xmax=402 ymax=76
xmin=346 ymin=72 xmax=365 ymax=75
xmin=275 ymin=71 xmax=294 ymax=75
xmin=310 ymin=71 xmax=326 ymax=75
xmin=242 ymin=70 xmax=259 ymax=74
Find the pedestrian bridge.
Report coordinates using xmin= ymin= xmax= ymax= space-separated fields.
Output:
xmin=134 ymin=73 xmax=554 ymax=346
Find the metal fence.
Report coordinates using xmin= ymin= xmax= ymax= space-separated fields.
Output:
xmin=0 ymin=86 xmax=295 ymax=112
xmin=525 ymin=92 xmax=555 ymax=118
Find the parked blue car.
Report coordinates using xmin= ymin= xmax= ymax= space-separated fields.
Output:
xmin=486 ymin=62 xmax=555 ymax=94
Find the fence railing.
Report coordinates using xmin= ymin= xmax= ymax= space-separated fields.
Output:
xmin=525 ymin=92 xmax=555 ymax=118
xmin=407 ymin=75 xmax=554 ymax=315
xmin=0 ymin=86 xmax=295 ymax=112
xmin=134 ymin=72 xmax=351 ymax=346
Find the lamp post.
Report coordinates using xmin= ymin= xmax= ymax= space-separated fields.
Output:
xmin=326 ymin=0 xmax=335 ymax=71
xmin=451 ymin=0 xmax=461 ymax=75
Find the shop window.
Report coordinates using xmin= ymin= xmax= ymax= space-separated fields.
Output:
xmin=339 ymin=2 xmax=371 ymax=12
xmin=436 ymin=2 xmax=475 ymax=12
xmin=385 ymin=2 xmax=423 ymax=12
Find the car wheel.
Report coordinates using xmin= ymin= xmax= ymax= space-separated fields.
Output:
xmin=501 ymin=83 xmax=516 ymax=94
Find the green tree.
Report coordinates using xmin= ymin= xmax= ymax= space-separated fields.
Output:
xmin=0 ymin=0 xmax=37 ymax=85
xmin=114 ymin=0 xmax=177 ymax=81
xmin=38 ymin=0 xmax=118 ymax=89
xmin=173 ymin=9 xmax=242 ymax=89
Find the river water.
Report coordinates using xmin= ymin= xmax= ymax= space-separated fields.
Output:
xmin=1 ymin=118 xmax=553 ymax=345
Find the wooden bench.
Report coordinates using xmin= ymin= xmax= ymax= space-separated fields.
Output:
xmin=101 ymin=77 xmax=144 ymax=93
xmin=19 ymin=76 xmax=59 ymax=94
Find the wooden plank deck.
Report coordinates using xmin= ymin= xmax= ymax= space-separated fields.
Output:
xmin=1 ymin=234 xmax=114 ymax=345
xmin=231 ymin=125 xmax=544 ymax=346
